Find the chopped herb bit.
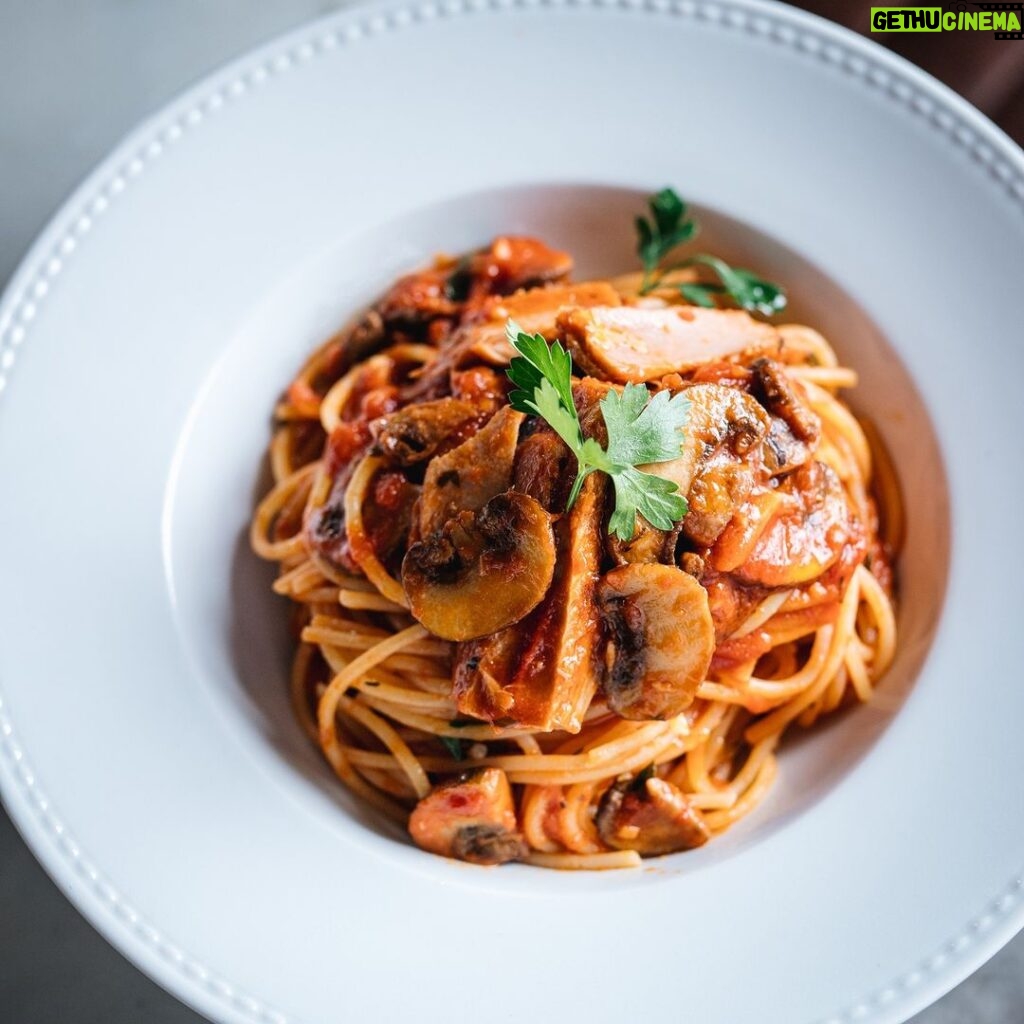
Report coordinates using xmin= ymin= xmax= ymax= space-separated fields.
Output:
xmin=440 ymin=736 xmax=465 ymax=760
xmin=443 ymin=257 xmax=473 ymax=302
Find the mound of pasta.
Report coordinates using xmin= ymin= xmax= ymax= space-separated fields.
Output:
xmin=252 ymin=222 xmax=897 ymax=870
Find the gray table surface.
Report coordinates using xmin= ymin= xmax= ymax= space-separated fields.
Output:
xmin=1 ymin=2 xmax=1022 ymax=1021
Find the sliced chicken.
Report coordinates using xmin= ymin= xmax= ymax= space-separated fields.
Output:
xmin=457 ymin=281 xmax=622 ymax=366
xmin=408 ymin=768 xmax=526 ymax=865
xmin=403 ymin=282 xmax=621 ymax=402
xmin=452 ymin=476 xmax=604 ymax=733
xmin=597 ymin=776 xmax=710 ymax=854
xmin=512 ymin=426 xmax=575 ymax=515
xmin=558 ymin=305 xmax=780 ymax=383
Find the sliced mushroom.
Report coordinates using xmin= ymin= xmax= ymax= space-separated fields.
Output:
xmin=597 ymin=564 xmax=714 ymax=720
xmin=374 ymin=397 xmax=484 ymax=467
xmin=652 ymin=382 xmax=769 ymax=489
xmin=596 ymin=776 xmax=710 ymax=854
xmin=558 ymin=305 xmax=780 ymax=383
xmin=419 ymin=406 xmax=524 ymax=537
xmin=408 ymin=767 xmax=527 ymax=865
xmin=603 ymin=383 xmax=770 ymax=562
xmin=750 ymin=358 xmax=821 ymax=476
xmin=453 ymin=475 xmax=604 ymax=732
xmin=607 ymin=523 xmax=681 ymax=567
xmin=725 ymin=460 xmax=863 ymax=588
xmin=684 ymin=460 xmax=759 ymax=548
xmin=402 ymin=491 xmax=556 ymax=641
xmin=315 ymin=309 xmax=387 ymax=382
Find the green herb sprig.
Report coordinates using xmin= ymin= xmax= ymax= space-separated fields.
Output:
xmin=636 ymin=188 xmax=786 ymax=316
xmin=439 ymin=736 xmax=465 ymax=760
xmin=506 ymin=321 xmax=690 ymax=541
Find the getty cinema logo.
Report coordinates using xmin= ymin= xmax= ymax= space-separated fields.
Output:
xmin=871 ymin=3 xmax=1023 ymax=37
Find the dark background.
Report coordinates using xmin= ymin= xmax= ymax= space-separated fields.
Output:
xmin=1 ymin=2 xmax=1022 ymax=1022
xmin=792 ymin=0 xmax=1024 ymax=143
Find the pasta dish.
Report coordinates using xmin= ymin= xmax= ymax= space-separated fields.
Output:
xmin=251 ymin=191 xmax=898 ymax=870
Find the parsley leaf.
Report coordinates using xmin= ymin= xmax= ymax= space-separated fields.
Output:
xmin=636 ymin=188 xmax=699 ymax=291
xmin=677 ymin=254 xmax=787 ymax=318
xmin=677 ymin=282 xmax=723 ymax=308
xmin=602 ymin=385 xmax=691 ymax=467
xmin=608 ymin=466 xmax=688 ymax=540
xmin=506 ymin=319 xmax=575 ymax=414
xmin=636 ymin=187 xmax=787 ymax=317
xmin=505 ymin=325 xmax=689 ymax=541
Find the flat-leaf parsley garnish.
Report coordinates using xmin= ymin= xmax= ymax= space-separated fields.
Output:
xmin=506 ymin=321 xmax=690 ymax=541
xmin=636 ymin=187 xmax=786 ymax=316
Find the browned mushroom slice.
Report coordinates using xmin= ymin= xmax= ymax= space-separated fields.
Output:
xmin=606 ymin=517 xmax=680 ymax=567
xmin=408 ymin=768 xmax=527 ymax=865
xmin=453 ymin=476 xmax=604 ymax=733
xmin=374 ymin=397 xmax=486 ymax=467
xmin=419 ymin=406 xmax=524 ymax=537
xmin=558 ymin=305 xmax=780 ymax=383
xmin=651 ymin=382 xmax=768 ymax=489
xmin=723 ymin=460 xmax=864 ymax=587
xmin=596 ymin=776 xmax=710 ymax=854
xmin=750 ymin=358 xmax=821 ymax=477
xmin=679 ymin=385 xmax=771 ymax=547
xmin=597 ymin=564 xmax=714 ymax=720
xmin=313 ymin=310 xmax=388 ymax=383
xmin=402 ymin=491 xmax=556 ymax=641
xmin=601 ymin=383 xmax=770 ymax=562
xmin=684 ymin=461 xmax=760 ymax=549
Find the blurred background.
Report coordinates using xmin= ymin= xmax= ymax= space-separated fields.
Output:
xmin=1 ymin=1 xmax=1022 ymax=1021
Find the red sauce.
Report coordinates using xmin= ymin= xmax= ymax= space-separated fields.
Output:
xmin=285 ymin=380 xmax=321 ymax=417
xmin=326 ymin=420 xmax=372 ymax=476
xmin=373 ymin=471 xmax=410 ymax=513
xmin=451 ymin=366 xmax=509 ymax=406
xmin=360 ymin=385 xmax=399 ymax=420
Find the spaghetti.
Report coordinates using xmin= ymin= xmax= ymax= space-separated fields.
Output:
xmin=251 ymin=234 xmax=898 ymax=870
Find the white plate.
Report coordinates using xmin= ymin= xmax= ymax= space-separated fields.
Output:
xmin=1 ymin=1 xmax=1022 ymax=1021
